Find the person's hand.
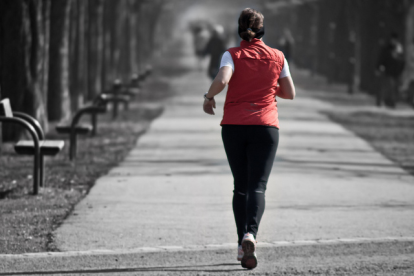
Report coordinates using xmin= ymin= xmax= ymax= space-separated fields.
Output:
xmin=203 ymin=98 xmax=216 ymax=115
xmin=275 ymin=82 xmax=281 ymax=96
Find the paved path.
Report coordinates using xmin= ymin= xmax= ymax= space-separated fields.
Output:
xmin=48 ymin=34 xmax=414 ymax=253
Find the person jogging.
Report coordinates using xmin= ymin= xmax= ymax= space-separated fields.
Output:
xmin=202 ymin=8 xmax=296 ymax=269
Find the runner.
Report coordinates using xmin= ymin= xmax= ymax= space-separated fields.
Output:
xmin=202 ymin=8 xmax=296 ymax=269
xmin=204 ymin=25 xmax=226 ymax=80
xmin=190 ymin=22 xmax=210 ymax=71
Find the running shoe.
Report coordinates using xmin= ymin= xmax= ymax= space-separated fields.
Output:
xmin=241 ymin=233 xmax=257 ymax=269
xmin=237 ymin=245 xmax=244 ymax=261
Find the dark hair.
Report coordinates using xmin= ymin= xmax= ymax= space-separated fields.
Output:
xmin=238 ymin=8 xmax=264 ymax=42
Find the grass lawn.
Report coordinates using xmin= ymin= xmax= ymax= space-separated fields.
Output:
xmin=294 ymin=67 xmax=414 ymax=177
xmin=327 ymin=112 xmax=414 ymax=176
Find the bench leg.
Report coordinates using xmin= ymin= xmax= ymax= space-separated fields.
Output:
xmin=91 ymin=113 xmax=97 ymax=136
xmin=33 ymin=151 xmax=40 ymax=195
xmin=112 ymin=101 xmax=119 ymax=119
xmin=69 ymin=134 xmax=77 ymax=161
xmin=40 ymin=154 xmax=44 ymax=187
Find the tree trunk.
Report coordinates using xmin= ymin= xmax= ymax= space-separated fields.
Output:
xmin=102 ymin=0 xmax=118 ymax=89
xmin=358 ymin=0 xmax=380 ymax=93
xmin=115 ymin=0 xmax=128 ymax=82
xmin=0 ymin=0 xmax=25 ymax=141
xmin=69 ymin=0 xmax=80 ymax=111
xmin=87 ymin=0 xmax=104 ymax=101
xmin=48 ymin=0 xmax=72 ymax=122
xmin=26 ymin=0 xmax=48 ymax=131
xmin=69 ymin=0 xmax=88 ymax=110
xmin=128 ymin=0 xmax=140 ymax=78
xmin=347 ymin=0 xmax=361 ymax=94
xmin=0 ymin=0 xmax=48 ymax=140
xmin=402 ymin=2 xmax=414 ymax=93
xmin=148 ymin=0 xmax=164 ymax=58
xmin=39 ymin=0 xmax=50 ymax=113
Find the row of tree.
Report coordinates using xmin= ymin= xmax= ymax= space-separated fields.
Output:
xmin=0 ymin=0 xmax=163 ymax=141
xmin=264 ymin=0 xmax=414 ymax=98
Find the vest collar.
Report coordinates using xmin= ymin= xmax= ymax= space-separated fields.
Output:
xmin=240 ymin=38 xmax=264 ymax=47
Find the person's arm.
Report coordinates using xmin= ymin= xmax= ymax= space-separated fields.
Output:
xmin=276 ymin=76 xmax=295 ymax=100
xmin=203 ymin=66 xmax=233 ymax=115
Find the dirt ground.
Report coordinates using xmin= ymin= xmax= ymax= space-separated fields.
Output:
xmin=0 ymin=74 xmax=169 ymax=254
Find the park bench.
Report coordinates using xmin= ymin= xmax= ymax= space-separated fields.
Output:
xmin=107 ymin=74 xmax=150 ymax=107
xmin=124 ymin=74 xmax=141 ymax=98
xmin=55 ymin=94 xmax=108 ymax=160
xmin=0 ymin=98 xmax=64 ymax=195
xmin=103 ymin=80 xmax=131 ymax=118
xmin=138 ymin=68 xmax=152 ymax=82
xmin=130 ymin=69 xmax=151 ymax=97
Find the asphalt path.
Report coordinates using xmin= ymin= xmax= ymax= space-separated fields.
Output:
xmin=1 ymin=240 xmax=414 ymax=275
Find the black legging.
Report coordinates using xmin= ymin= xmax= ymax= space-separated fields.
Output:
xmin=222 ymin=125 xmax=279 ymax=245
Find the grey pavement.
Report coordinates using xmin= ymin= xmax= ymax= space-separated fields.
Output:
xmin=1 ymin=240 xmax=414 ymax=275
xmin=50 ymin=46 xmax=414 ymax=251
xmin=1 ymin=33 xmax=414 ymax=275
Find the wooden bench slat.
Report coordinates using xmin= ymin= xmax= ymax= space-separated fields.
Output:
xmin=15 ymin=140 xmax=65 ymax=156
xmin=101 ymin=94 xmax=131 ymax=101
xmin=56 ymin=124 xmax=92 ymax=134
xmin=0 ymin=98 xmax=13 ymax=117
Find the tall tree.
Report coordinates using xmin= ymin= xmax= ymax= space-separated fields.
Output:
xmin=87 ymin=0 xmax=104 ymax=101
xmin=48 ymin=0 xmax=72 ymax=121
xmin=128 ymin=0 xmax=140 ymax=78
xmin=69 ymin=0 xmax=88 ymax=111
xmin=38 ymin=0 xmax=51 ymax=113
xmin=102 ymin=0 xmax=118 ymax=89
xmin=27 ymin=0 xmax=48 ymax=131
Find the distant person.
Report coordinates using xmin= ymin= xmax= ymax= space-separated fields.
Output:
xmin=278 ymin=28 xmax=294 ymax=62
xmin=376 ymin=32 xmax=405 ymax=108
xmin=204 ymin=25 xmax=226 ymax=80
xmin=202 ymin=8 xmax=295 ymax=269
xmin=192 ymin=24 xmax=210 ymax=70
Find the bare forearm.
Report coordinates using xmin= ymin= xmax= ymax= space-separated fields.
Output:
xmin=206 ymin=66 xmax=233 ymax=98
xmin=206 ymin=79 xmax=226 ymax=98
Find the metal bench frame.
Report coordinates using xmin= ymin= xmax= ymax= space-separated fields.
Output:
xmin=103 ymin=81 xmax=133 ymax=119
xmin=0 ymin=99 xmax=62 ymax=195
xmin=56 ymin=103 xmax=106 ymax=161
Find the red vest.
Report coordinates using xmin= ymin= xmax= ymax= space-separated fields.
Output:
xmin=221 ymin=39 xmax=284 ymax=128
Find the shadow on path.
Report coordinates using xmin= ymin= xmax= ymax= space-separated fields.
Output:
xmin=0 ymin=263 xmax=244 ymax=275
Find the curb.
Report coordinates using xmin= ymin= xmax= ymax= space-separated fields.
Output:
xmin=1 ymin=236 xmax=414 ymax=259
